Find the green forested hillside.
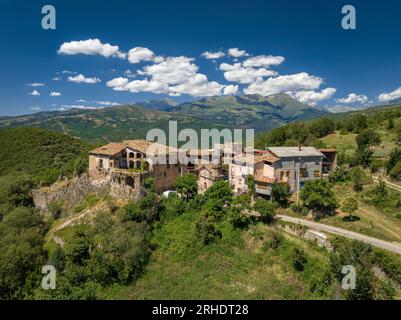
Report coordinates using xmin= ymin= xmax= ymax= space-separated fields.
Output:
xmin=172 ymin=93 xmax=328 ymax=132
xmin=0 ymin=127 xmax=91 ymax=185
xmin=0 ymin=94 xmax=327 ymax=142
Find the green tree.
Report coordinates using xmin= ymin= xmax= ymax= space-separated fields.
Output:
xmin=341 ymin=196 xmax=359 ymax=219
xmin=0 ymin=207 xmax=47 ymax=299
xmin=385 ymin=148 xmax=401 ymax=175
xmin=5 ymin=174 xmax=35 ymax=208
xmin=349 ymin=167 xmax=364 ymax=192
xmin=389 ymin=161 xmax=401 ymax=180
xmin=291 ymin=247 xmax=307 ymax=272
xmin=272 ymin=182 xmax=291 ymax=207
xmin=387 ymin=118 xmax=394 ymax=130
xmin=355 ymin=129 xmax=381 ymax=167
xmin=195 ymin=211 xmax=221 ymax=245
xmin=64 ymin=230 xmax=91 ymax=266
xmin=174 ymin=173 xmax=198 ymax=200
xmin=143 ymin=176 xmax=155 ymax=193
xmin=253 ymin=198 xmax=277 ymax=223
xmin=300 ymin=179 xmax=338 ymax=217
xmin=309 ymin=118 xmax=335 ymax=138
xmin=246 ymin=175 xmax=255 ymax=195
xmin=162 ymin=193 xmax=186 ymax=220
xmin=203 ymin=180 xmax=233 ymax=213
xmin=119 ymin=202 xmax=146 ymax=223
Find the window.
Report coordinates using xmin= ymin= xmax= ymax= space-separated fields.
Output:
xmin=314 ymin=170 xmax=321 ymax=177
xmin=280 ymin=170 xmax=290 ymax=182
xmin=98 ymin=159 xmax=103 ymax=169
xmin=300 ymin=168 xmax=307 ymax=178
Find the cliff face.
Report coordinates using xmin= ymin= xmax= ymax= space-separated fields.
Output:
xmin=31 ymin=173 xmax=144 ymax=211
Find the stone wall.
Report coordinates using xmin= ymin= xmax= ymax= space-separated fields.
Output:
xmin=31 ymin=172 xmax=144 ymax=211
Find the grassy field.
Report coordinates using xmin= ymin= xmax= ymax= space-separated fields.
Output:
xmin=103 ymin=211 xmax=337 ymax=300
xmin=321 ymin=129 xmax=398 ymax=159
xmin=285 ymin=181 xmax=401 ymax=243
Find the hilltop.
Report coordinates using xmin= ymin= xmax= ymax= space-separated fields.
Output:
xmin=0 ymin=94 xmax=328 ymax=142
xmin=171 ymin=93 xmax=328 ymax=132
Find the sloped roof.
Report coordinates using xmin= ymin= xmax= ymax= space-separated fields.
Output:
xmin=268 ymin=147 xmax=324 ymax=158
xmin=124 ymin=139 xmax=180 ymax=155
xmin=89 ymin=143 xmax=126 ymax=156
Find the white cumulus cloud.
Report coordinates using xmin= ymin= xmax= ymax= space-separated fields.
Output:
xmin=336 ymin=93 xmax=368 ymax=104
xmin=292 ymin=88 xmax=337 ymax=106
xmin=228 ymin=48 xmax=249 ymax=58
xmin=50 ymin=91 xmax=61 ymax=97
xmin=201 ymin=51 xmax=225 ymax=59
xmin=128 ymin=47 xmax=155 ymax=64
xmin=168 ymin=74 xmax=224 ymax=97
xmin=27 ymin=82 xmax=45 ymax=87
xmin=106 ymin=77 xmax=130 ymax=91
xmin=68 ymin=74 xmax=101 ymax=84
xmin=243 ymin=55 xmax=285 ymax=68
xmin=28 ymin=90 xmax=40 ymax=96
xmin=58 ymin=38 xmax=125 ymax=58
xmin=244 ymin=72 xmax=323 ymax=96
xmin=223 ymin=85 xmax=239 ymax=95
xmin=219 ymin=62 xmax=276 ymax=84
xmin=142 ymin=56 xmax=198 ymax=85
xmin=378 ymin=87 xmax=401 ymax=102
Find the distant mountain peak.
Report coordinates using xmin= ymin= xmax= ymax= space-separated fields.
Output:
xmin=136 ymin=98 xmax=178 ymax=111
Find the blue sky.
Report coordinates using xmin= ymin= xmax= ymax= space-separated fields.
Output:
xmin=1 ymin=0 xmax=401 ymax=115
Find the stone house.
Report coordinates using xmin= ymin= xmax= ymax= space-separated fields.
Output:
xmin=89 ymin=140 xmax=189 ymax=194
xmin=89 ymin=140 xmax=228 ymax=198
xmin=197 ymin=164 xmax=224 ymax=193
xmin=229 ymin=146 xmax=337 ymax=199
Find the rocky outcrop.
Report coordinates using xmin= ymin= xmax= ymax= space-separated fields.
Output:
xmin=31 ymin=173 xmax=143 ymax=211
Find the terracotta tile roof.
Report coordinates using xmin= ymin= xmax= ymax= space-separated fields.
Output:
xmin=89 ymin=143 xmax=125 ymax=156
xmin=254 ymin=154 xmax=280 ymax=164
xmin=124 ymin=140 xmax=181 ymax=155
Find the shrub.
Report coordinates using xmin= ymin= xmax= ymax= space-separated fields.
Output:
xmin=272 ymin=182 xmax=291 ymax=207
xmin=195 ymin=212 xmax=221 ymax=245
xmin=291 ymin=247 xmax=308 ymax=272
xmin=253 ymin=198 xmax=277 ymax=223
xmin=300 ymin=180 xmax=338 ymax=216
xmin=174 ymin=174 xmax=198 ymax=200
xmin=290 ymin=203 xmax=309 ymax=216
xmin=262 ymin=230 xmax=283 ymax=251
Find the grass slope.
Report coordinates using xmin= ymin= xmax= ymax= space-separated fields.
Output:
xmin=105 ymin=211 xmax=336 ymax=300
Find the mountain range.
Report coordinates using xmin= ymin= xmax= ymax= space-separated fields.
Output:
xmin=0 ymin=94 xmax=329 ymax=143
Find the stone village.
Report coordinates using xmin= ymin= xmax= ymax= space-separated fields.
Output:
xmin=87 ymin=139 xmax=337 ymax=201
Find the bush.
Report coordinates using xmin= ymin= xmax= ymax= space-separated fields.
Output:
xmin=253 ymin=198 xmax=277 ymax=223
xmin=272 ymin=182 xmax=291 ymax=207
xmin=162 ymin=194 xmax=186 ymax=220
xmin=389 ymin=161 xmax=401 ymax=180
xmin=203 ymin=180 xmax=233 ymax=214
xmin=290 ymin=203 xmax=309 ymax=216
xmin=262 ymin=230 xmax=283 ymax=251
xmin=291 ymin=247 xmax=308 ymax=272
xmin=329 ymin=166 xmax=349 ymax=183
xmin=300 ymin=180 xmax=338 ymax=216
xmin=119 ymin=203 xmax=146 ymax=223
xmin=48 ymin=201 xmax=63 ymax=219
xmin=195 ymin=212 xmax=221 ymax=245
xmin=174 ymin=173 xmax=198 ymax=200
